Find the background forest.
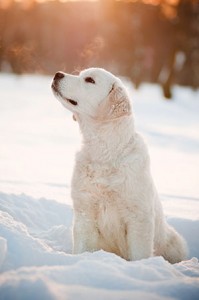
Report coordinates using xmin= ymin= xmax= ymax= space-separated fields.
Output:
xmin=0 ymin=0 xmax=199 ymax=98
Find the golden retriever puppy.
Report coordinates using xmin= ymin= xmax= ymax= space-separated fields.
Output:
xmin=52 ymin=68 xmax=188 ymax=263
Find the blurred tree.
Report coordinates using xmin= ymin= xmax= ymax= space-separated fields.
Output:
xmin=0 ymin=0 xmax=198 ymax=97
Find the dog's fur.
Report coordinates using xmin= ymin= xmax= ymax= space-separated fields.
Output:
xmin=52 ymin=67 xmax=188 ymax=263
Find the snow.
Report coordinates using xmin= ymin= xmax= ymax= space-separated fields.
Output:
xmin=0 ymin=73 xmax=199 ymax=299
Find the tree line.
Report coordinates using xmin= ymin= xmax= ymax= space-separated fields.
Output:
xmin=0 ymin=0 xmax=198 ymax=98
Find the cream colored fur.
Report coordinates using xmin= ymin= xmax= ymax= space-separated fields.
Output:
xmin=52 ymin=67 xmax=188 ymax=263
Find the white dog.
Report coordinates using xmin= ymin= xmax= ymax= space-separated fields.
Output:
xmin=52 ymin=67 xmax=188 ymax=263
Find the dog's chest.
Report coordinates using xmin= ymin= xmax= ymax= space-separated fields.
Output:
xmin=73 ymin=158 xmax=131 ymax=210
xmin=75 ymin=159 xmax=125 ymax=215
xmin=83 ymin=161 xmax=124 ymax=191
xmin=82 ymin=162 xmax=126 ymax=224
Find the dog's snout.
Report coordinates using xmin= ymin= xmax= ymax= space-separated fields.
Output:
xmin=54 ymin=72 xmax=65 ymax=81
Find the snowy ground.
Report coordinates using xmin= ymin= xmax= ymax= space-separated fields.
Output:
xmin=0 ymin=73 xmax=199 ymax=299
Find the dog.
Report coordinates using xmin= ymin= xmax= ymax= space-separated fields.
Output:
xmin=52 ymin=67 xmax=188 ymax=263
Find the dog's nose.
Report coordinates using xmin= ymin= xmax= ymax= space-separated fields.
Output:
xmin=54 ymin=72 xmax=65 ymax=81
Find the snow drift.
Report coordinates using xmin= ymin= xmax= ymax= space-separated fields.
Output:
xmin=0 ymin=192 xmax=199 ymax=300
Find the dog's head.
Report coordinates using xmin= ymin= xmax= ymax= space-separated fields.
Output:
xmin=51 ymin=68 xmax=131 ymax=122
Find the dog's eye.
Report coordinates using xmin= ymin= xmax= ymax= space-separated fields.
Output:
xmin=85 ymin=77 xmax=95 ymax=84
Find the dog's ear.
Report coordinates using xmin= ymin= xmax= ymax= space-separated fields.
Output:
xmin=108 ymin=84 xmax=131 ymax=119
xmin=96 ymin=83 xmax=131 ymax=121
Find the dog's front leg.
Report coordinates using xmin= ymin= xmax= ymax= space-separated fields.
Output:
xmin=127 ymin=217 xmax=154 ymax=261
xmin=73 ymin=212 xmax=100 ymax=254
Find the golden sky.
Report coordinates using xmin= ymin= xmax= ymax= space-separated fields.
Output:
xmin=1 ymin=0 xmax=180 ymax=3
xmin=0 ymin=0 xmax=180 ymax=13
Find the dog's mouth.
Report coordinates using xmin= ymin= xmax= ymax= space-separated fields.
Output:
xmin=51 ymin=83 xmax=78 ymax=106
